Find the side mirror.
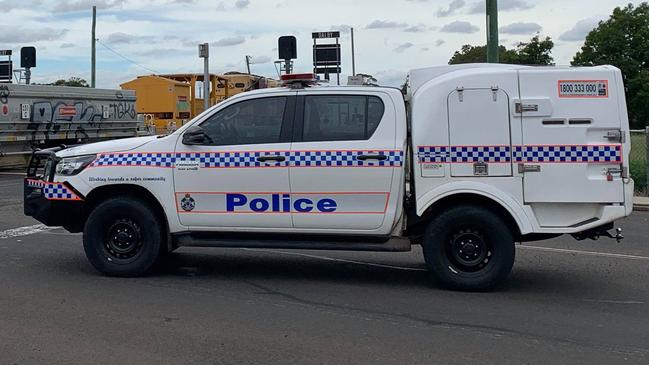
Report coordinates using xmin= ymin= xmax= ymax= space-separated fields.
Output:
xmin=182 ymin=125 xmax=208 ymax=145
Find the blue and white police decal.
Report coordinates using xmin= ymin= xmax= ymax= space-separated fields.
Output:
xmin=180 ymin=193 xmax=196 ymax=212
xmin=175 ymin=192 xmax=390 ymax=215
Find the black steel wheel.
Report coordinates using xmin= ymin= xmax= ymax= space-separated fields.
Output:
xmin=83 ymin=197 xmax=164 ymax=277
xmin=422 ymin=205 xmax=515 ymax=291
xmin=447 ymin=229 xmax=492 ymax=273
xmin=104 ymin=219 xmax=144 ymax=263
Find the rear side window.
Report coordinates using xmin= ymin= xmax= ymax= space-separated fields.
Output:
xmin=303 ymin=95 xmax=385 ymax=142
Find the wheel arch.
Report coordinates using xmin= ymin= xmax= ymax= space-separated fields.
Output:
xmin=413 ymin=186 xmax=533 ymax=239
xmin=80 ymin=184 xmax=171 ymax=249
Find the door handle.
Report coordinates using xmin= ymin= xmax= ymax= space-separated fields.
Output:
xmin=356 ymin=154 xmax=388 ymax=161
xmin=518 ymin=164 xmax=541 ymax=173
xmin=515 ymin=103 xmax=539 ymax=113
xmin=604 ymin=130 xmax=625 ymax=143
xmin=257 ymin=155 xmax=286 ymax=162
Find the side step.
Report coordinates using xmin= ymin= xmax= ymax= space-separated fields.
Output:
xmin=175 ymin=235 xmax=412 ymax=252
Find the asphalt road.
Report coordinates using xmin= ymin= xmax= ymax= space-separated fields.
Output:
xmin=1 ymin=172 xmax=648 ymax=364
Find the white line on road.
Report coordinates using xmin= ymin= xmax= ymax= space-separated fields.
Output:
xmin=583 ymin=299 xmax=644 ymax=304
xmin=42 ymin=231 xmax=81 ymax=236
xmin=520 ymin=245 xmax=649 ymax=261
xmin=0 ymin=224 xmax=56 ymax=239
xmin=241 ymin=248 xmax=429 ymax=272
xmin=243 ymin=245 xmax=649 ymax=272
xmin=0 ymin=172 xmax=26 ymax=176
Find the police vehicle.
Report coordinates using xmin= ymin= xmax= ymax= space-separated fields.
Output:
xmin=24 ymin=64 xmax=633 ymax=291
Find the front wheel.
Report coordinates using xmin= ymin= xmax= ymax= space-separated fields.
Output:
xmin=83 ymin=197 xmax=164 ymax=277
xmin=422 ymin=205 xmax=515 ymax=291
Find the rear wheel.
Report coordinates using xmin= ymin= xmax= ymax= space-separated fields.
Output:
xmin=83 ymin=197 xmax=164 ymax=277
xmin=422 ymin=205 xmax=515 ymax=291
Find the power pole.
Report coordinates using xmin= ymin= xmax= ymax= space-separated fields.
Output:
xmin=335 ymin=36 xmax=340 ymax=85
xmin=351 ymin=27 xmax=356 ymax=76
xmin=245 ymin=55 xmax=251 ymax=74
xmin=486 ymin=0 xmax=499 ymax=63
xmin=91 ymin=5 xmax=96 ymax=88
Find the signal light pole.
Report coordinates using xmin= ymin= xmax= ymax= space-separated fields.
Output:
xmin=486 ymin=0 xmax=499 ymax=63
xmin=91 ymin=5 xmax=96 ymax=87
xmin=198 ymin=43 xmax=209 ymax=111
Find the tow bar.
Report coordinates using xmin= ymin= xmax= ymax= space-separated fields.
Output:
xmin=572 ymin=223 xmax=624 ymax=243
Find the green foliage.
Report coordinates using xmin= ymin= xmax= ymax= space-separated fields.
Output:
xmin=449 ymin=45 xmax=516 ymax=64
xmin=630 ymin=133 xmax=647 ymax=194
xmin=630 ymin=159 xmax=646 ymax=193
xmin=49 ymin=77 xmax=89 ymax=87
xmin=449 ymin=36 xmax=555 ymax=65
xmin=572 ymin=3 xmax=649 ymax=129
xmin=515 ymin=36 xmax=555 ymax=65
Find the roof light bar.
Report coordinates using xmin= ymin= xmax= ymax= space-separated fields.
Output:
xmin=280 ymin=73 xmax=316 ymax=81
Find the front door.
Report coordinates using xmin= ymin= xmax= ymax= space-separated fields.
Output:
xmin=173 ymin=94 xmax=295 ymax=229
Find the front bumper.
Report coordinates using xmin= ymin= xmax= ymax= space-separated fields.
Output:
xmin=24 ymin=147 xmax=86 ymax=232
xmin=24 ymin=179 xmax=85 ymax=231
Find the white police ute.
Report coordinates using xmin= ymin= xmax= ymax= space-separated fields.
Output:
xmin=24 ymin=64 xmax=634 ymax=291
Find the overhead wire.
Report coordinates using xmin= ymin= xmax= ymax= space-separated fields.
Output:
xmin=95 ymin=39 xmax=159 ymax=74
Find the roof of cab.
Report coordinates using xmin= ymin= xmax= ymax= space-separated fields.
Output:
xmin=226 ymin=84 xmax=399 ymax=99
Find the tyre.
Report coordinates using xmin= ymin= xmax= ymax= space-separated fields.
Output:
xmin=83 ymin=197 xmax=164 ymax=277
xmin=422 ymin=205 xmax=515 ymax=291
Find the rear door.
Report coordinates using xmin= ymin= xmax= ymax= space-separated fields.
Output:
xmin=517 ymin=69 xmax=624 ymax=203
xmin=288 ymin=90 xmax=404 ymax=233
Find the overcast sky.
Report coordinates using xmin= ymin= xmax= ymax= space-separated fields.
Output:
xmin=0 ymin=0 xmax=644 ymax=88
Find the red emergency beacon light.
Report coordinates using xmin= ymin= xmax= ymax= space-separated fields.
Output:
xmin=280 ymin=73 xmax=318 ymax=88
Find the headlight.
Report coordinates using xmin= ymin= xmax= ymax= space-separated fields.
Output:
xmin=55 ymin=155 xmax=97 ymax=176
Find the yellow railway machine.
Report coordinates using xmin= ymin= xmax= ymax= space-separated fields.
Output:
xmin=122 ymin=73 xmax=280 ymax=134
xmin=120 ymin=75 xmax=191 ymax=134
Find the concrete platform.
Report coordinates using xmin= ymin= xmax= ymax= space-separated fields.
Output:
xmin=634 ymin=196 xmax=649 ymax=212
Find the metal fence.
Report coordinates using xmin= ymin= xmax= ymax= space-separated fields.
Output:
xmin=630 ymin=128 xmax=648 ymax=196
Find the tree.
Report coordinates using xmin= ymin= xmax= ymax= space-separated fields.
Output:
xmin=572 ymin=3 xmax=649 ymax=129
xmin=449 ymin=35 xmax=554 ymax=65
xmin=515 ymin=36 xmax=555 ymax=65
xmin=449 ymin=45 xmax=517 ymax=64
xmin=49 ymin=77 xmax=89 ymax=87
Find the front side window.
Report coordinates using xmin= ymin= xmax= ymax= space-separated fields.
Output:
xmin=303 ymin=95 xmax=385 ymax=142
xmin=199 ymin=97 xmax=287 ymax=146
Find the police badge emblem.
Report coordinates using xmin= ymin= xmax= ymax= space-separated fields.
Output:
xmin=180 ymin=193 xmax=195 ymax=212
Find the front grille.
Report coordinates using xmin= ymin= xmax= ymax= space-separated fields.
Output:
xmin=27 ymin=155 xmax=49 ymax=180
xmin=26 ymin=146 xmax=64 ymax=181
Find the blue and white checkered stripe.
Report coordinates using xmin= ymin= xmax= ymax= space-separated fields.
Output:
xmin=418 ymin=145 xmax=621 ymax=164
xmin=91 ymin=146 xmax=621 ymax=167
xmin=91 ymin=151 xmax=403 ymax=168
xmin=513 ymin=145 xmax=621 ymax=163
xmin=418 ymin=146 xmax=511 ymax=163
xmin=178 ymin=152 xmax=278 ymax=168
xmin=288 ymin=150 xmax=402 ymax=167
xmin=450 ymin=146 xmax=511 ymax=163
xmin=43 ymin=183 xmax=80 ymax=200
xmin=26 ymin=179 xmax=81 ymax=200
xmin=92 ymin=153 xmax=176 ymax=168
xmin=417 ymin=146 xmax=448 ymax=163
